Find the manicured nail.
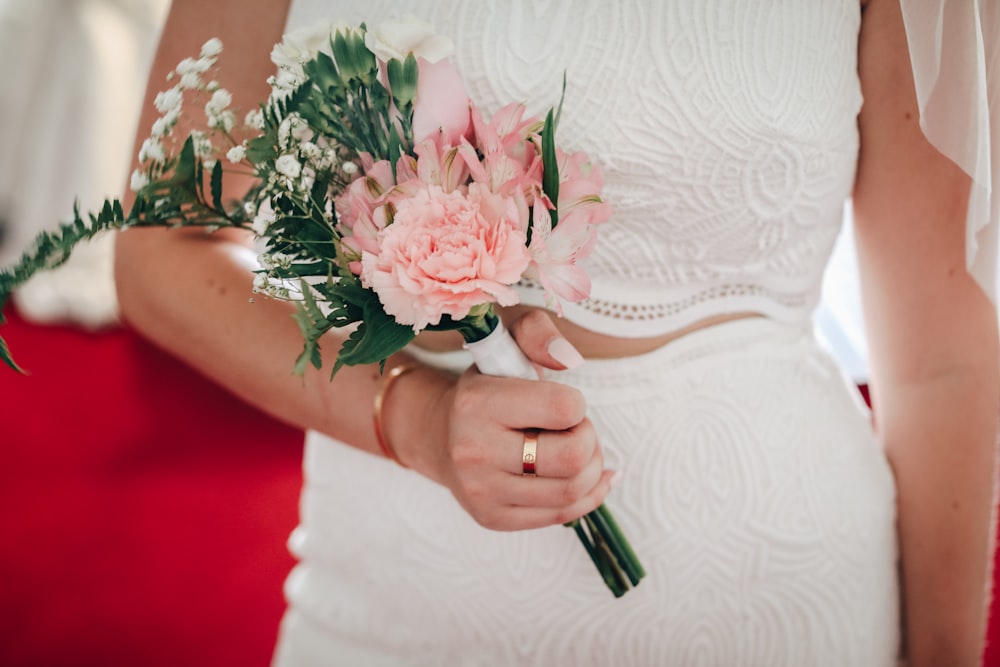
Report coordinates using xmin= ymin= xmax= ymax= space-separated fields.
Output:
xmin=547 ymin=337 xmax=585 ymax=369
xmin=610 ymin=470 xmax=624 ymax=488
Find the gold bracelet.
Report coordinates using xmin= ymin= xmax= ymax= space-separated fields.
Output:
xmin=372 ymin=363 xmax=419 ymax=468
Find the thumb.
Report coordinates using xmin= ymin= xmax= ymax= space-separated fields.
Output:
xmin=506 ymin=310 xmax=586 ymax=371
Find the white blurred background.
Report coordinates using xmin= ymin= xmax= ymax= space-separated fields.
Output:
xmin=0 ymin=0 xmax=169 ymax=328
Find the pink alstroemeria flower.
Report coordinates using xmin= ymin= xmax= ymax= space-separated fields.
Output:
xmin=334 ymin=158 xmax=398 ymax=273
xmin=411 ymin=58 xmax=472 ymax=146
xmin=524 ymin=149 xmax=612 ymax=311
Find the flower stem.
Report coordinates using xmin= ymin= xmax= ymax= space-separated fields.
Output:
xmin=591 ymin=504 xmax=645 ymax=586
xmin=583 ymin=513 xmax=631 ymax=595
xmin=567 ymin=518 xmax=627 ymax=598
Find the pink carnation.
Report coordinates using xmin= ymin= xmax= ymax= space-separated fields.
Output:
xmin=360 ymin=183 xmax=531 ymax=331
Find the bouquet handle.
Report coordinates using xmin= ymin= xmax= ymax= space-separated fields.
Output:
xmin=461 ymin=317 xmax=645 ymax=597
xmin=462 ymin=319 xmax=538 ymax=380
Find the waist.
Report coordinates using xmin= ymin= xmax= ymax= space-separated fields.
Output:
xmin=412 ymin=307 xmax=766 ymax=359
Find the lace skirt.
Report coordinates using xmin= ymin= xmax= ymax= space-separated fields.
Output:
xmin=271 ymin=318 xmax=901 ymax=667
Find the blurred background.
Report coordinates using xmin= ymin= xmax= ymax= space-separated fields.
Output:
xmin=0 ymin=1 xmax=997 ymax=666
xmin=0 ymin=2 xmax=304 ymax=666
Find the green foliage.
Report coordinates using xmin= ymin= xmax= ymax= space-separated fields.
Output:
xmin=210 ymin=160 xmax=224 ymax=211
xmin=2 ymin=27 xmax=440 ymax=379
xmin=0 ymin=197 xmax=133 ymax=372
xmin=541 ymin=109 xmax=560 ymax=229
xmin=0 ymin=311 xmax=22 ymax=373
xmin=288 ymin=277 xmax=416 ymax=377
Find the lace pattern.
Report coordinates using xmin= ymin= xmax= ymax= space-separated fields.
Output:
xmin=273 ymin=319 xmax=900 ymax=666
xmin=272 ymin=3 xmax=903 ymax=665
xmin=285 ymin=0 xmax=863 ymax=337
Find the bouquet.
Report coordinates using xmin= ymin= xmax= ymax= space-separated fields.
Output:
xmin=0 ymin=16 xmax=644 ymax=597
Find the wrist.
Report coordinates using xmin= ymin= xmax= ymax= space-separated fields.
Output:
xmin=379 ymin=361 xmax=455 ymax=483
xmin=373 ymin=363 xmax=419 ymax=467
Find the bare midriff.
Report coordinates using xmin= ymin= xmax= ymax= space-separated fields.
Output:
xmin=411 ymin=307 xmax=763 ymax=359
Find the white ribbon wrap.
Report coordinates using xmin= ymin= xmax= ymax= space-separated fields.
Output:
xmin=462 ymin=319 xmax=538 ymax=381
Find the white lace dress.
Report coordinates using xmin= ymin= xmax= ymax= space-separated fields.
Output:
xmin=272 ymin=1 xmax=903 ymax=665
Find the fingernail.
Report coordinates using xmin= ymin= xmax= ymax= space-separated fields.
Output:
xmin=610 ymin=470 xmax=624 ymax=488
xmin=547 ymin=337 xmax=585 ymax=369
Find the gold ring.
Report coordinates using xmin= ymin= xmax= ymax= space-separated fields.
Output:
xmin=522 ymin=429 xmax=539 ymax=477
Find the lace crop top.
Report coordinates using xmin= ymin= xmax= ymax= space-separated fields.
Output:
xmin=286 ymin=1 xmax=862 ymax=338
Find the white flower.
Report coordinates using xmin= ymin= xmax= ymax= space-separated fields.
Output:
xmin=226 ymin=145 xmax=246 ymax=163
xmin=150 ymin=117 xmax=168 ymax=137
xmin=275 ymin=154 xmax=302 ymax=179
xmin=165 ymin=105 xmax=181 ymax=125
xmin=365 ymin=15 xmax=453 ymax=63
xmin=244 ymin=109 xmax=264 ymax=130
xmin=207 ymin=111 xmax=235 ymax=132
xmin=179 ymin=71 xmax=202 ymax=90
xmin=139 ymin=138 xmax=166 ymax=163
xmin=271 ymin=21 xmax=337 ymax=70
xmin=190 ymin=131 xmax=214 ymax=158
xmin=259 ymin=252 xmax=294 ymax=271
xmin=299 ymin=141 xmax=320 ymax=160
xmin=340 ymin=161 xmax=358 ymax=175
xmin=176 ymin=56 xmax=212 ymax=76
xmin=278 ymin=115 xmax=311 ymax=148
xmin=154 ymin=86 xmax=183 ymax=113
xmin=200 ymin=38 xmax=223 ymax=58
xmin=252 ymin=200 xmax=276 ymax=235
xmin=252 ymin=272 xmax=270 ymax=292
xmin=206 ymin=88 xmax=232 ymax=115
xmin=204 ymin=88 xmax=235 ymax=132
xmin=130 ymin=169 xmax=149 ymax=192
xmin=300 ymin=166 xmax=316 ymax=191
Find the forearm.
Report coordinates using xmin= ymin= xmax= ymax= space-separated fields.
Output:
xmin=874 ymin=363 xmax=998 ymax=665
xmin=114 ymin=227 xmax=434 ymax=455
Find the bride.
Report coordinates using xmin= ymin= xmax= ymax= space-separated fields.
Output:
xmin=114 ymin=0 xmax=999 ymax=665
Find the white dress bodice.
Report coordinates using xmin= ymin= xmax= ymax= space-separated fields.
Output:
xmin=285 ymin=0 xmax=862 ymax=338
xmin=272 ymin=3 xmax=902 ymax=666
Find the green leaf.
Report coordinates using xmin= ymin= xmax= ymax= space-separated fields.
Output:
xmin=172 ymin=137 xmax=197 ymax=186
xmin=0 ymin=310 xmax=24 ymax=374
xmin=386 ymin=54 xmax=418 ymax=107
xmin=0 ymin=195 xmax=133 ymax=374
xmin=387 ymin=123 xmax=403 ymax=181
xmin=290 ymin=281 xmax=334 ymax=375
xmin=303 ymin=51 xmax=342 ymax=95
xmin=541 ymin=108 xmax=560 ymax=229
xmin=331 ymin=30 xmax=357 ymax=82
xmin=330 ymin=288 xmax=415 ymax=374
xmin=210 ymin=160 xmax=224 ymax=211
xmin=553 ymin=71 xmax=567 ymax=133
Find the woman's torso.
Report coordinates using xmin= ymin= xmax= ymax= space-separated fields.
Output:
xmin=272 ymin=4 xmax=901 ymax=665
xmin=287 ymin=0 xmax=864 ymax=355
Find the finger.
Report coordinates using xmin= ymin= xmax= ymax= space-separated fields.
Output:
xmin=505 ymin=422 xmax=600 ymax=478
xmin=507 ymin=309 xmax=585 ymax=370
xmin=456 ymin=369 xmax=587 ymax=431
xmin=478 ymin=469 xmax=617 ymax=532
xmin=505 ymin=457 xmax=607 ymax=509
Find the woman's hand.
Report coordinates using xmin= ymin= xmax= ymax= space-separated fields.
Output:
xmin=389 ymin=310 xmax=617 ymax=531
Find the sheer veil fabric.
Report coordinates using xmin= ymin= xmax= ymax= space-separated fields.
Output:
xmin=900 ymin=1 xmax=1000 ymax=303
